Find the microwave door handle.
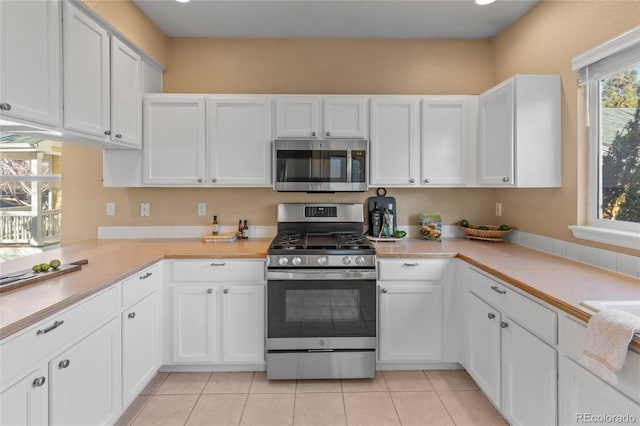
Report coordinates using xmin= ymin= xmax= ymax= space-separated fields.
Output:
xmin=346 ymin=149 xmax=352 ymax=184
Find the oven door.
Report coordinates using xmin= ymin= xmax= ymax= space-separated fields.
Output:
xmin=273 ymin=139 xmax=367 ymax=192
xmin=266 ymin=269 xmax=376 ymax=351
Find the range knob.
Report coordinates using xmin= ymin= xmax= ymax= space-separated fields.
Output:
xmin=355 ymin=256 xmax=366 ymax=266
xmin=292 ymin=257 xmax=302 ymax=266
xmin=342 ymin=256 xmax=352 ymax=265
xmin=317 ymin=256 xmax=328 ymax=266
xmin=278 ymin=257 xmax=289 ymax=266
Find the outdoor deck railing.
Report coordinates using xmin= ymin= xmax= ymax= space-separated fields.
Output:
xmin=0 ymin=209 xmax=61 ymax=246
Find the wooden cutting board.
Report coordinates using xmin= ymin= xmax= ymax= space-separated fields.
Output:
xmin=0 ymin=259 xmax=88 ymax=293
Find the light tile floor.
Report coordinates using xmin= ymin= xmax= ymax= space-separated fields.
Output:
xmin=116 ymin=370 xmax=507 ymax=426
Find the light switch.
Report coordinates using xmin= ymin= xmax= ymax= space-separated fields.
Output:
xmin=106 ymin=202 xmax=115 ymax=216
xmin=140 ymin=202 xmax=150 ymax=217
xmin=198 ymin=203 xmax=206 ymax=216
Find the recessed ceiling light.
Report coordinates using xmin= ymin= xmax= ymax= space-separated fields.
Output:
xmin=475 ymin=0 xmax=496 ymax=4
xmin=175 ymin=0 xmax=192 ymax=3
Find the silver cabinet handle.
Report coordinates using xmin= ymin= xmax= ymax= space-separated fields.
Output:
xmin=210 ymin=262 xmax=226 ymax=266
xmin=197 ymin=178 xmax=203 ymax=183
xmin=128 ymin=312 xmax=136 ymax=319
xmin=223 ymin=288 xmax=229 ymax=294
xmin=424 ymin=179 xmax=430 ymax=183
xmin=500 ymin=321 xmax=509 ymax=328
xmin=211 ymin=178 xmax=217 ymax=183
xmin=104 ymin=130 xmax=111 ymax=136
xmin=502 ymin=177 xmax=510 ymax=182
xmin=37 ymin=320 xmax=64 ymax=335
xmin=139 ymin=272 xmax=152 ymax=280
xmin=403 ymin=262 xmax=419 ymax=267
xmin=381 ymin=288 xmax=388 ymax=294
xmin=326 ymin=131 xmax=331 ymax=136
xmin=490 ymin=285 xmax=506 ymax=295
xmin=311 ymin=131 xmax=317 ymax=137
xmin=115 ymin=133 xmax=122 ymax=139
xmin=58 ymin=359 xmax=70 ymax=369
xmin=487 ymin=313 xmax=495 ymax=319
xmin=0 ymin=103 xmax=12 ymax=111
xmin=409 ymin=178 xmax=416 ymax=183
xmin=207 ymin=288 xmax=213 ymax=294
xmin=32 ymin=376 xmax=46 ymax=387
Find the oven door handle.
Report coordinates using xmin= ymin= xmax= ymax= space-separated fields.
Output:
xmin=267 ymin=269 xmax=377 ymax=280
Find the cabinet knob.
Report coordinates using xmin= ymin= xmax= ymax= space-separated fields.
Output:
xmin=32 ymin=376 xmax=46 ymax=387
xmin=500 ymin=321 xmax=509 ymax=329
xmin=502 ymin=177 xmax=510 ymax=182
xmin=58 ymin=359 xmax=70 ymax=369
xmin=326 ymin=131 xmax=331 ymax=137
xmin=487 ymin=313 xmax=495 ymax=319
xmin=0 ymin=102 xmax=12 ymax=111
xmin=381 ymin=288 xmax=388 ymax=294
xmin=409 ymin=178 xmax=416 ymax=183
xmin=104 ymin=130 xmax=111 ymax=136
xmin=128 ymin=312 xmax=136 ymax=319
xmin=207 ymin=288 xmax=213 ymax=294
xmin=223 ymin=288 xmax=229 ymax=294
xmin=211 ymin=178 xmax=217 ymax=183
xmin=424 ymin=179 xmax=430 ymax=183
xmin=115 ymin=133 xmax=122 ymax=139
xmin=311 ymin=131 xmax=317 ymax=137
xmin=197 ymin=178 xmax=203 ymax=183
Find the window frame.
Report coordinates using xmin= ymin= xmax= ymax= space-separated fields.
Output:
xmin=570 ymin=26 xmax=640 ymax=250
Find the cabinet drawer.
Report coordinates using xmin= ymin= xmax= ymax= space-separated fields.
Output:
xmin=122 ymin=262 xmax=162 ymax=307
xmin=1 ymin=285 xmax=119 ymax=387
xmin=468 ymin=268 xmax=556 ymax=344
xmin=378 ymin=259 xmax=447 ymax=281
xmin=171 ymin=260 xmax=265 ymax=282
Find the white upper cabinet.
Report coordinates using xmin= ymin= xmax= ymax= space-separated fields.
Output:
xmin=275 ymin=96 xmax=319 ymax=138
xmin=323 ymin=96 xmax=367 ymax=138
xmin=110 ymin=37 xmax=142 ymax=147
xmin=207 ymin=97 xmax=272 ymax=186
xmin=0 ymin=0 xmax=61 ymax=128
xmin=478 ymin=75 xmax=561 ymax=187
xmin=369 ymin=97 xmax=421 ymax=186
xmin=63 ymin=1 xmax=110 ymax=139
xmin=421 ymin=96 xmax=477 ymax=186
xmin=143 ymin=95 xmax=206 ymax=185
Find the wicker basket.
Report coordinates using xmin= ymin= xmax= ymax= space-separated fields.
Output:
xmin=457 ymin=225 xmax=512 ymax=240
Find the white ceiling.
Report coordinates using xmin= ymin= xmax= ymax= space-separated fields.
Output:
xmin=132 ymin=0 xmax=539 ymax=39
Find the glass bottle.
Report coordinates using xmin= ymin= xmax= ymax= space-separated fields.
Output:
xmin=242 ymin=220 xmax=249 ymax=239
xmin=237 ymin=219 xmax=244 ymax=239
xmin=211 ymin=215 xmax=219 ymax=235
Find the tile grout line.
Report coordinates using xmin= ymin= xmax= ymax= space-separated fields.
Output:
xmin=126 ymin=372 xmax=170 ymax=426
xmin=181 ymin=372 xmax=212 ymax=426
xmin=236 ymin=372 xmax=254 ymax=426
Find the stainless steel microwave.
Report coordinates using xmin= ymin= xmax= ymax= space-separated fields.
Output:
xmin=273 ymin=139 xmax=368 ymax=192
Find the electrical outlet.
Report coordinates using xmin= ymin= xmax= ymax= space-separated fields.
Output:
xmin=495 ymin=203 xmax=502 ymax=217
xmin=106 ymin=202 xmax=115 ymax=216
xmin=198 ymin=203 xmax=207 ymax=216
xmin=140 ymin=202 xmax=150 ymax=217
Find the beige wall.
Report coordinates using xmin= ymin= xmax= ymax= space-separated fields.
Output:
xmin=62 ymin=0 xmax=640 ymax=257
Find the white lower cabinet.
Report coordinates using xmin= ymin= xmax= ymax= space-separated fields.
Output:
xmin=49 ymin=318 xmax=121 ymax=426
xmin=168 ymin=260 xmax=266 ymax=365
xmin=462 ymin=265 xmax=557 ymax=426
xmin=0 ymin=366 xmax=48 ymax=426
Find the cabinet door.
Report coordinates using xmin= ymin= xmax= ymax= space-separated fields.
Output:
xmin=0 ymin=0 xmax=60 ymax=127
xmin=50 ymin=319 xmax=121 ymax=426
xmin=323 ymin=97 xmax=367 ymax=139
xmin=63 ymin=1 xmax=110 ymax=138
xmin=221 ymin=285 xmax=264 ymax=363
xmin=110 ymin=37 xmax=142 ymax=147
xmin=143 ymin=96 xmax=206 ymax=185
xmin=501 ymin=316 xmax=557 ymax=426
xmin=464 ymin=291 xmax=501 ymax=407
xmin=559 ymin=357 xmax=640 ymax=426
xmin=275 ymin=96 xmax=319 ymax=138
xmin=378 ymin=283 xmax=442 ymax=361
xmin=122 ymin=292 xmax=159 ymax=407
xmin=478 ymin=79 xmax=514 ymax=186
xmin=421 ymin=96 xmax=474 ymax=186
xmin=171 ymin=285 xmax=217 ymax=363
xmin=0 ymin=367 xmax=48 ymax=426
xmin=369 ymin=97 xmax=420 ymax=186
xmin=207 ymin=97 xmax=272 ymax=186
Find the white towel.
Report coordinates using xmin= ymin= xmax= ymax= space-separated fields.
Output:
xmin=580 ymin=309 xmax=640 ymax=385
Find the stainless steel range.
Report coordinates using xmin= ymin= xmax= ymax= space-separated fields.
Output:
xmin=266 ymin=203 xmax=377 ymax=380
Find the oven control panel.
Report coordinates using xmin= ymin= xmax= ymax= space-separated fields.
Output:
xmin=305 ymin=206 xmax=337 ymax=218
xmin=268 ymin=254 xmax=375 ymax=268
